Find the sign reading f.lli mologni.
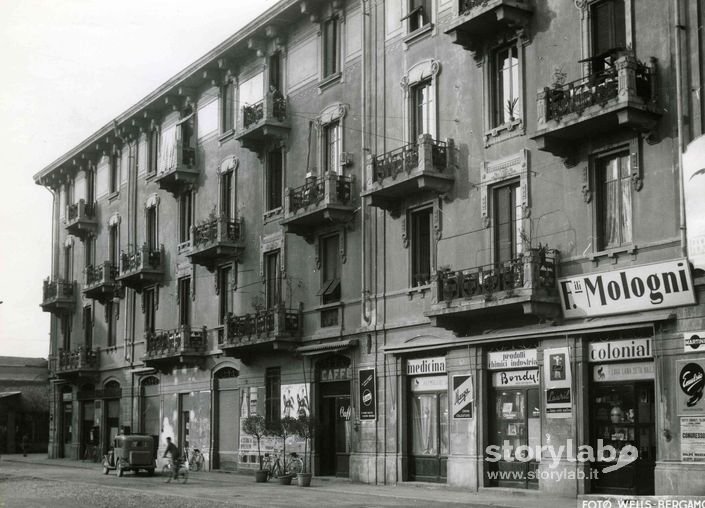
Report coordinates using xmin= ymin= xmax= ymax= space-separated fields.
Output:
xmin=558 ymin=259 xmax=695 ymax=318
xmin=359 ymin=368 xmax=376 ymax=420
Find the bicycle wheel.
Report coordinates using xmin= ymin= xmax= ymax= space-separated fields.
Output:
xmin=162 ymin=464 xmax=172 ymax=483
xmin=288 ymin=457 xmax=303 ymax=475
xmin=178 ymin=466 xmax=188 ymax=484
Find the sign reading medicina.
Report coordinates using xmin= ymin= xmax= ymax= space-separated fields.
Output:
xmin=558 ymin=259 xmax=695 ymax=318
xmin=406 ymin=357 xmax=446 ymax=375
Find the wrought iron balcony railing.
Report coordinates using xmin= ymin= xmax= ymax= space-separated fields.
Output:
xmin=189 ymin=216 xmax=245 ymax=270
xmin=41 ymin=278 xmax=76 ymax=314
xmin=83 ymin=261 xmax=119 ymax=302
xmin=66 ymin=199 xmax=97 ymax=238
xmin=117 ymin=244 xmax=164 ymax=290
xmin=155 ymin=135 xmax=198 ymax=196
xmin=220 ymin=304 xmax=303 ymax=354
xmin=55 ymin=347 xmax=98 ymax=376
xmin=242 ymin=91 xmax=287 ymax=129
xmin=236 ymin=89 xmax=289 ymax=153
xmin=144 ymin=326 xmax=207 ymax=359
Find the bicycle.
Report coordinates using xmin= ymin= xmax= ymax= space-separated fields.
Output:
xmin=262 ymin=451 xmax=303 ymax=479
xmin=162 ymin=457 xmax=188 ymax=484
xmin=184 ymin=447 xmax=204 ymax=472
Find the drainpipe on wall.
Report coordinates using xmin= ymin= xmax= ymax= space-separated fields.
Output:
xmin=674 ymin=0 xmax=688 ymax=258
xmin=360 ymin=0 xmax=371 ymax=327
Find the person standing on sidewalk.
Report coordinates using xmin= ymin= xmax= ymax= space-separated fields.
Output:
xmin=163 ymin=437 xmax=180 ymax=479
xmin=21 ymin=434 xmax=29 ymax=457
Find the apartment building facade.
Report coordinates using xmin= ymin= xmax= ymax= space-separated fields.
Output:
xmin=35 ymin=0 xmax=705 ymax=498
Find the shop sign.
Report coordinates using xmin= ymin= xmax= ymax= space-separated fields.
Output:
xmin=491 ymin=369 xmax=539 ymax=387
xmin=452 ymin=374 xmax=473 ymax=419
xmin=677 ymin=358 xmax=705 ymax=415
xmin=359 ymin=368 xmax=376 ymax=420
xmin=487 ymin=349 xmax=538 ymax=370
xmin=588 ymin=338 xmax=652 ymax=362
xmin=558 ymin=259 xmax=695 ymax=318
xmin=62 ymin=392 xmax=73 ymax=402
xmin=338 ymin=402 xmax=352 ymax=421
xmin=544 ymin=347 xmax=572 ymax=418
xmin=410 ymin=375 xmax=448 ymax=393
xmin=406 ymin=357 xmax=446 ymax=375
xmin=681 ymin=416 xmax=705 ymax=462
xmin=684 ymin=332 xmax=705 ymax=353
xmin=593 ymin=361 xmax=655 ymax=382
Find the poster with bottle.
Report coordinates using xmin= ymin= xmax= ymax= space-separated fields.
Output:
xmin=544 ymin=347 xmax=572 ymax=418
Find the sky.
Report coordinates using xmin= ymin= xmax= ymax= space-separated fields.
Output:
xmin=0 ymin=0 xmax=278 ymax=359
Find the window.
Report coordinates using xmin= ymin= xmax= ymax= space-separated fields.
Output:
xmin=265 ymin=367 xmax=281 ymax=426
xmin=148 ymin=128 xmax=159 ymax=175
xmin=264 ymin=250 xmax=281 ymax=309
xmin=323 ymin=120 xmax=341 ymax=174
xmin=220 ymin=83 xmax=235 ymax=133
xmin=318 ymin=235 xmax=341 ymax=304
xmin=61 ymin=316 xmax=71 ymax=351
xmin=179 ymin=191 xmax=193 ymax=243
xmin=322 ymin=18 xmax=339 ymax=78
xmin=596 ymin=149 xmax=632 ymax=250
xmin=83 ymin=306 xmax=93 ymax=350
xmin=406 ymin=0 xmax=431 ymax=33
xmin=266 ymin=150 xmax=283 ymax=211
xmin=220 ymin=170 xmax=234 ymax=220
xmin=269 ymin=52 xmax=282 ymax=92
xmin=178 ymin=277 xmax=191 ymax=327
xmin=63 ymin=244 xmax=73 ymax=281
xmin=109 ymin=224 xmax=119 ymax=266
xmin=85 ymin=236 xmax=95 ymax=269
xmin=493 ymin=181 xmax=523 ymax=264
xmin=144 ymin=287 xmax=156 ymax=334
xmin=146 ymin=206 xmax=158 ymax=252
xmin=86 ymin=169 xmax=95 ymax=204
xmin=106 ymin=301 xmax=117 ymax=348
xmin=492 ymin=43 xmax=522 ymax=127
xmin=410 ymin=207 xmax=432 ymax=287
xmin=66 ymin=180 xmax=75 ymax=207
xmin=591 ymin=0 xmax=626 ymax=72
xmin=109 ymin=152 xmax=119 ymax=194
xmin=218 ymin=265 xmax=232 ymax=324
xmin=411 ymin=79 xmax=433 ymax=141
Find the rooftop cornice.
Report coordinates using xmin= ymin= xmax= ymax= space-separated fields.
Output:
xmin=34 ymin=0 xmax=303 ymax=186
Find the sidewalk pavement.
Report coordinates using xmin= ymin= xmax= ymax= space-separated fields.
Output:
xmin=0 ymin=454 xmax=578 ymax=508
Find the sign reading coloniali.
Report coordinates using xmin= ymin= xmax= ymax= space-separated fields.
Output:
xmin=558 ymin=259 xmax=695 ymax=319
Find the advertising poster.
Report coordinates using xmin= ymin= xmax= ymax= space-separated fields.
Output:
xmin=684 ymin=135 xmax=705 ymax=271
xmin=452 ymin=374 xmax=473 ymax=419
xmin=281 ymin=383 xmax=310 ymax=419
xmin=544 ymin=347 xmax=572 ymax=418
xmin=681 ymin=416 xmax=705 ymax=462
xmin=684 ymin=332 xmax=705 ymax=353
xmin=359 ymin=368 xmax=376 ymax=420
xmin=676 ymin=358 xmax=705 ymax=415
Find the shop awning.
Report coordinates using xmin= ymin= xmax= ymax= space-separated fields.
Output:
xmin=0 ymin=391 xmax=21 ymax=399
xmin=295 ymin=338 xmax=358 ymax=356
xmin=381 ymin=311 xmax=675 ymax=354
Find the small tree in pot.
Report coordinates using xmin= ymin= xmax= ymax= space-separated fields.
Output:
xmin=294 ymin=415 xmax=318 ymax=487
xmin=242 ymin=415 xmax=268 ymax=482
xmin=267 ymin=416 xmax=299 ymax=484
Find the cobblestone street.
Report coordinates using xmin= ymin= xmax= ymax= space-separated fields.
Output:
xmin=0 ymin=455 xmax=566 ymax=508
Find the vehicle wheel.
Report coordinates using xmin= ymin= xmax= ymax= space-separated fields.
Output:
xmin=147 ymin=468 xmax=155 ymax=477
xmin=288 ymin=458 xmax=303 ymax=475
xmin=116 ymin=463 xmax=123 ymax=477
xmin=162 ymin=464 xmax=172 ymax=483
xmin=102 ymin=465 xmax=109 ymax=475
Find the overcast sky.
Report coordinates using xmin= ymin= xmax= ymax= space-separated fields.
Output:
xmin=0 ymin=0 xmax=278 ymax=359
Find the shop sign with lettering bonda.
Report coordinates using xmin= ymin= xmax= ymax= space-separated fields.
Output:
xmin=491 ymin=369 xmax=539 ymax=387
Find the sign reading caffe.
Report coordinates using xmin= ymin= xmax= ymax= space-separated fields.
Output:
xmin=558 ymin=259 xmax=695 ymax=318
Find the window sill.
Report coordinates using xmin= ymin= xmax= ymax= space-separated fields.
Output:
xmin=407 ymin=283 xmax=431 ymax=300
xmin=177 ymin=240 xmax=193 ymax=256
xmin=108 ymin=191 xmax=120 ymax=202
xmin=590 ymin=245 xmax=638 ymax=266
xmin=218 ymin=129 xmax=235 ymax=144
xmin=145 ymin=172 xmax=157 ymax=182
xmin=403 ymin=24 xmax=434 ymax=47
xmin=318 ymin=72 xmax=342 ymax=92
xmin=263 ymin=207 xmax=283 ymax=223
xmin=484 ymin=118 xmax=524 ymax=147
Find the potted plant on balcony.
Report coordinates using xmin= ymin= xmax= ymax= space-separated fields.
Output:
xmin=242 ymin=415 xmax=268 ymax=482
xmin=267 ymin=416 xmax=298 ymax=485
xmin=294 ymin=414 xmax=318 ymax=487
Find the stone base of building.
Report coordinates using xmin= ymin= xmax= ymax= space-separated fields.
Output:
xmin=447 ymin=455 xmax=479 ymax=489
xmin=655 ymin=462 xmax=705 ymax=495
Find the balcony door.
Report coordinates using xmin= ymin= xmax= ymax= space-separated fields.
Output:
xmin=493 ymin=181 xmax=522 ymax=265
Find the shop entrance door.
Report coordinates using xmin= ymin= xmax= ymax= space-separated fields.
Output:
xmin=590 ymin=382 xmax=655 ymax=495
xmin=408 ymin=385 xmax=449 ymax=482
xmin=319 ymin=383 xmax=351 ymax=477
xmin=487 ymin=388 xmax=541 ymax=489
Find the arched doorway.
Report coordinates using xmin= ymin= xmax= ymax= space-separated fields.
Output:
xmin=60 ymin=385 xmax=73 ymax=458
xmin=316 ymin=355 xmax=352 ymax=477
xmin=214 ymin=366 xmax=239 ymax=471
xmin=140 ymin=376 xmax=160 ymax=441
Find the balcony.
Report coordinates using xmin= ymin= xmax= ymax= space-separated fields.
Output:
xmin=154 ymin=137 xmax=198 ymax=196
xmin=235 ymin=89 xmax=289 ymax=153
xmin=425 ymin=248 xmax=561 ymax=334
xmin=282 ymin=173 xmax=355 ymax=239
xmin=117 ymin=244 xmax=164 ymax=291
xmin=188 ymin=216 xmax=245 ymax=271
xmin=220 ymin=304 xmax=303 ymax=360
xmin=53 ymin=347 xmax=98 ymax=379
xmin=363 ymin=135 xmax=454 ymax=215
xmin=83 ymin=262 xmax=119 ymax=303
xmin=446 ymin=0 xmax=533 ymax=57
xmin=142 ymin=326 xmax=208 ymax=370
xmin=41 ymin=278 xmax=76 ymax=314
xmin=532 ymin=54 xmax=660 ymax=160
xmin=65 ymin=200 xmax=97 ymax=239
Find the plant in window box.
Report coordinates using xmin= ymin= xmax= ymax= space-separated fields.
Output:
xmin=242 ymin=415 xmax=269 ymax=482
